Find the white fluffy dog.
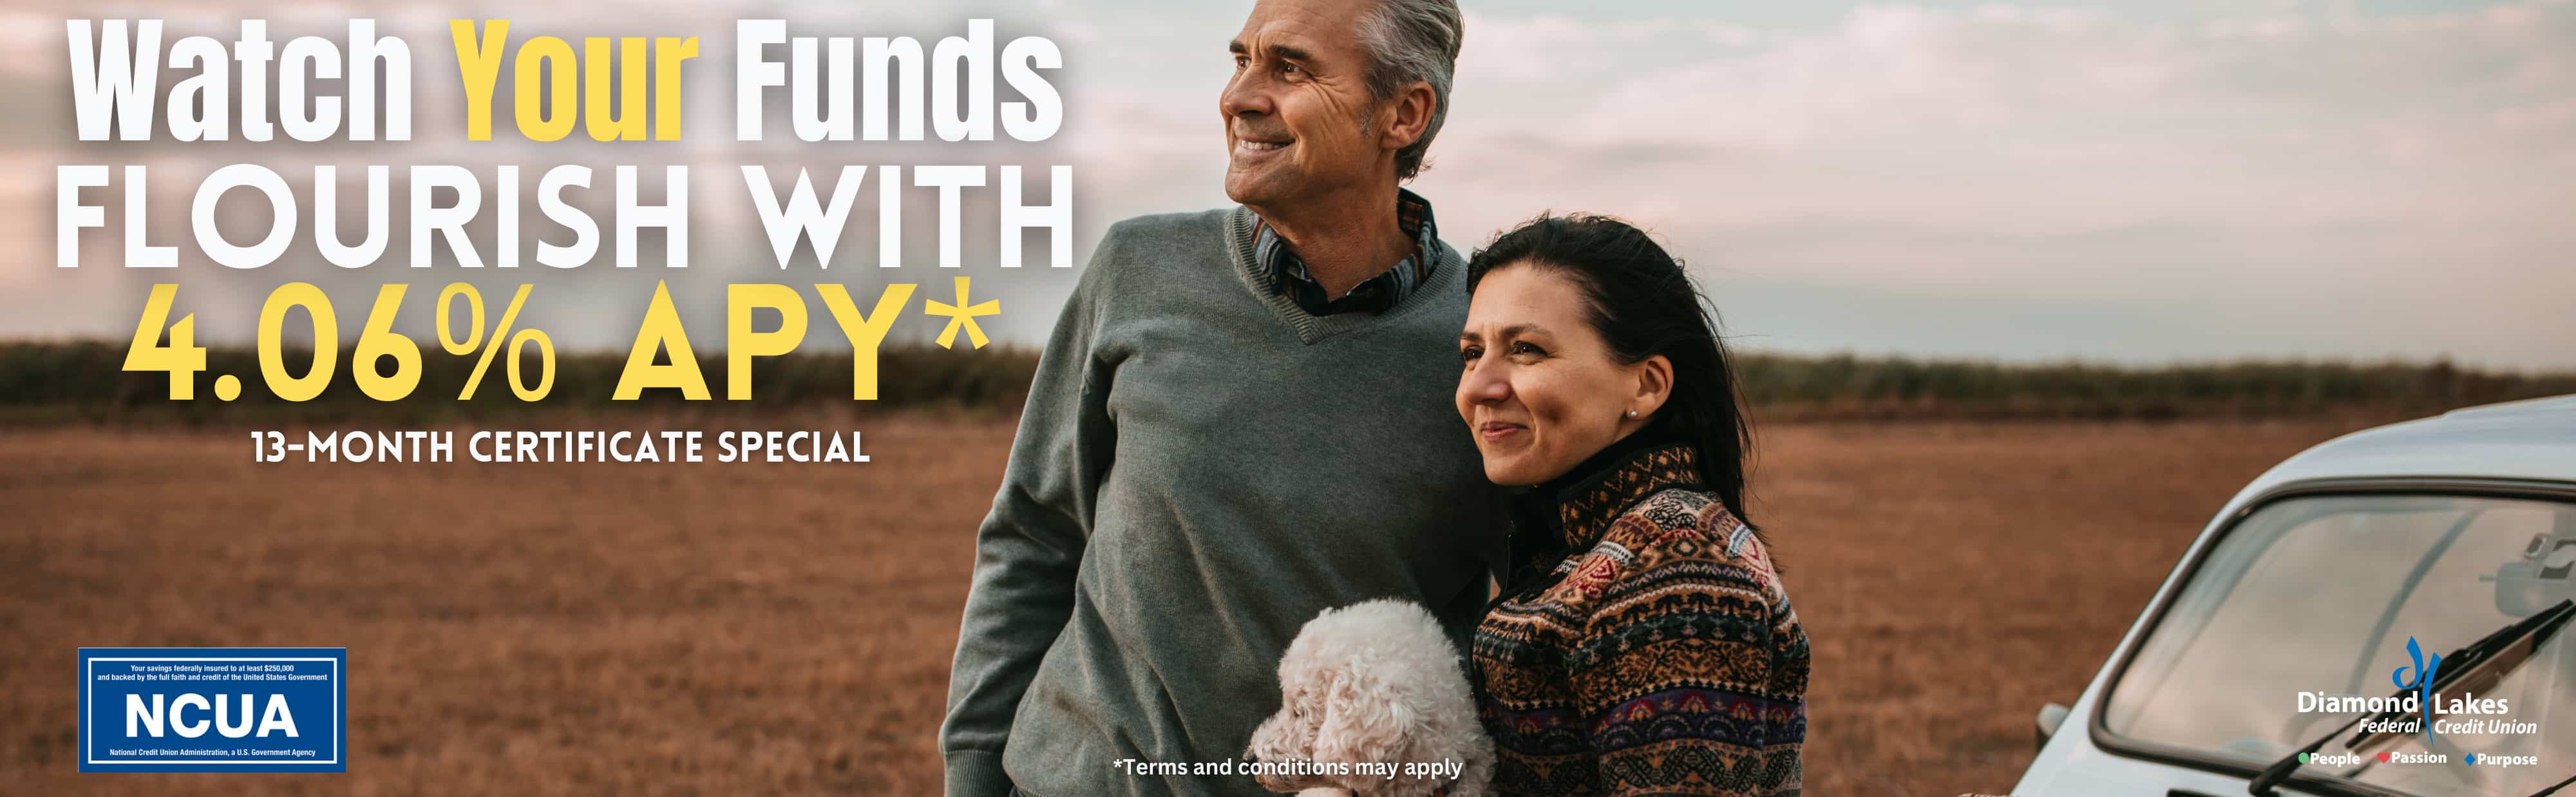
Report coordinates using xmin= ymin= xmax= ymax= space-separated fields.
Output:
xmin=1246 ymin=599 xmax=1494 ymax=797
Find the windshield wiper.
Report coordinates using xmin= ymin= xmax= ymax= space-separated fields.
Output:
xmin=2247 ymin=598 xmax=2576 ymax=796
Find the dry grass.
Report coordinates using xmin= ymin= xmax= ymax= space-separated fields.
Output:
xmin=0 ymin=417 xmax=2388 ymax=794
xmin=1750 ymin=419 xmax=2391 ymax=792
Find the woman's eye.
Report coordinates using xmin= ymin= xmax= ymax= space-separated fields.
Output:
xmin=1511 ymin=341 xmax=1546 ymax=357
xmin=1458 ymin=346 xmax=1482 ymax=364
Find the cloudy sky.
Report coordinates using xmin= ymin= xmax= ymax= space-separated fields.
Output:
xmin=6 ymin=0 xmax=2571 ymax=368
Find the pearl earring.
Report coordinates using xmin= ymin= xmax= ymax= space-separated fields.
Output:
xmin=1626 ymin=409 xmax=1638 ymax=418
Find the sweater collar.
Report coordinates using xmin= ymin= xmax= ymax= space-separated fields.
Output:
xmin=1501 ymin=422 xmax=1703 ymax=586
xmin=1221 ymin=205 xmax=1464 ymax=345
xmin=1247 ymin=188 xmax=1439 ymax=316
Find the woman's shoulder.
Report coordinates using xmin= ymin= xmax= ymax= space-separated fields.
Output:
xmin=1608 ymin=487 xmax=1790 ymax=605
xmin=1612 ymin=487 xmax=1749 ymax=556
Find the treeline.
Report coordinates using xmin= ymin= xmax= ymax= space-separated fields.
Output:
xmin=1732 ymin=354 xmax=2576 ymax=421
xmin=3 ymin=339 xmax=2571 ymax=425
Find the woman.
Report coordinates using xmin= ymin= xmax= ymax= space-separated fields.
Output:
xmin=1457 ymin=214 xmax=1808 ymax=796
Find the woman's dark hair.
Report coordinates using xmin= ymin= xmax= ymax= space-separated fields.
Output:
xmin=1466 ymin=212 xmax=1758 ymax=532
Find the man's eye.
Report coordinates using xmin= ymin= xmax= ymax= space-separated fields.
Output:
xmin=1233 ymin=56 xmax=1249 ymax=70
xmin=1282 ymin=62 xmax=1302 ymax=75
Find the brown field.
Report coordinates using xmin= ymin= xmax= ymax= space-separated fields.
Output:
xmin=0 ymin=417 xmax=2392 ymax=795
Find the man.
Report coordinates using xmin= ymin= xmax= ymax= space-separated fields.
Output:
xmin=940 ymin=1 xmax=1501 ymax=795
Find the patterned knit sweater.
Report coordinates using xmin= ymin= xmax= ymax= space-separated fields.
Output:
xmin=1473 ymin=438 xmax=1809 ymax=796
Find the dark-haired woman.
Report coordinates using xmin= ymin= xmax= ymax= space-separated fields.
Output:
xmin=1458 ymin=214 xmax=1807 ymax=796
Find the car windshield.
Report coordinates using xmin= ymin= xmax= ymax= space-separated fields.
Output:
xmin=2101 ymin=491 xmax=2576 ymax=796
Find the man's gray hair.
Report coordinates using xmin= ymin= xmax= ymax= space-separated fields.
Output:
xmin=1358 ymin=0 xmax=1462 ymax=181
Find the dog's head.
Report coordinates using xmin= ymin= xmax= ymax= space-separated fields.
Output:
xmin=1247 ymin=599 xmax=1458 ymax=793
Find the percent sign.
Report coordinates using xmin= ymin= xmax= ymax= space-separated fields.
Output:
xmin=436 ymin=283 xmax=556 ymax=400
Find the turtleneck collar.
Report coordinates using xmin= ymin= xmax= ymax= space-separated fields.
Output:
xmin=1499 ymin=420 xmax=1703 ymax=590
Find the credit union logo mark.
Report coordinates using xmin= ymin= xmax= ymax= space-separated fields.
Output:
xmin=2391 ymin=636 xmax=2441 ymax=745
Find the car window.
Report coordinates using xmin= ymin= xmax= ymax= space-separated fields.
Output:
xmin=2099 ymin=492 xmax=2576 ymax=795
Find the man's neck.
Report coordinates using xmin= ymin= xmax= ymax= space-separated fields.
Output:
xmin=1254 ymin=183 xmax=1413 ymax=299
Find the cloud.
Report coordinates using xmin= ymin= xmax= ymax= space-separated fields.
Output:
xmin=1390 ymin=2 xmax=2576 ymax=367
xmin=6 ymin=1 xmax=2572 ymax=368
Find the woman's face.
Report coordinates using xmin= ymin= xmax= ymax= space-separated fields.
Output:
xmin=1456 ymin=264 xmax=1667 ymax=486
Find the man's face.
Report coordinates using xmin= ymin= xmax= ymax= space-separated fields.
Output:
xmin=1222 ymin=0 xmax=1392 ymax=211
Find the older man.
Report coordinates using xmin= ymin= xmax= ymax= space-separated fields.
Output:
xmin=938 ymin=1 xmax=1499 ymax=795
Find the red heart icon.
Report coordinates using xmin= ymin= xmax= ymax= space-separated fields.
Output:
xmin=2378 ymin=752 xmax=2392 ymax=763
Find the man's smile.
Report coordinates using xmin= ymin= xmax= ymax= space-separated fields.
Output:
xmin=1233 ymin=127 xmax=1294 ymax=156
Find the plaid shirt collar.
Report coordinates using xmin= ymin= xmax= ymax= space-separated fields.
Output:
xmin=1249 ymin=189 xmax=1438 ymax=316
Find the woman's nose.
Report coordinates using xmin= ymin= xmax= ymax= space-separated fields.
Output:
xmin=1463 ymin=364 xmax=1512 ymax=405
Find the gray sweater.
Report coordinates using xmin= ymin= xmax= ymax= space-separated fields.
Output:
xmin=940 ymin=205 xmax=1506 ymax=797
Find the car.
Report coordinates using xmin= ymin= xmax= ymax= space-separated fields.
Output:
xmin=2011 ymin=395 xmax=2576 ymax=796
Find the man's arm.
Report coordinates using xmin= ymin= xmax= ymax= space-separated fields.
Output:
xmin=939 ymin=234 xmax=1121 ymax=796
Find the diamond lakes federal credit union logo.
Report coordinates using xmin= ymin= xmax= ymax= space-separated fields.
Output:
xmin=2392 ymin=635 xmax=2442 ymax=746
xmin=2300 ymin=634 xmax=2540 ymax=769
xmin=2293 ymin=633 xmax=2515 ymax=767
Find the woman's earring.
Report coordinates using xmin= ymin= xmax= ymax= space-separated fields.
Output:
xmin=1626 ymin=409 xmax=1638 ymax=418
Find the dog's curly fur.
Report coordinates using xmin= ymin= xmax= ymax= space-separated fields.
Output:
xmin=1246 ymin=599 xmax=1494 ymax=797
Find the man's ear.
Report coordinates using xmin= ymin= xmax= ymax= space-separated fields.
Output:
xmin=1632 ymin=353 xmax=1674 ymax=418
xmin=1376 ymin=80 xmax=1436 ymax=152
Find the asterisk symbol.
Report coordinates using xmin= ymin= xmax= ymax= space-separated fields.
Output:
xmin=923 ymin=276 xmax=998 ymax=349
